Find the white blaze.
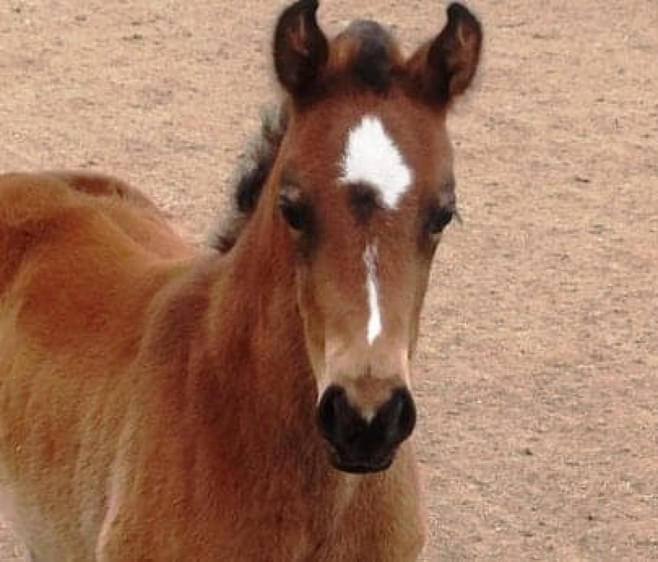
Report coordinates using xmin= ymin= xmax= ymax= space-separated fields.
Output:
xmin=340 ymin=115 xmax=413 ymax=209
xmin=363 ymin=244 xmax=382 ymax=345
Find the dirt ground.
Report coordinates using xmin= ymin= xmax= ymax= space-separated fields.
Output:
xmin=1 ymin=0 xmax=656 ymax=560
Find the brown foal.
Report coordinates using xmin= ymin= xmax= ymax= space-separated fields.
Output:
xmin=0 ymin=1 xmax=482 ymax=560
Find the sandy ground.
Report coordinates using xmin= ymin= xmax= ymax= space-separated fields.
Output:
xmin=1 ymin=0 xmax=656 ymax=560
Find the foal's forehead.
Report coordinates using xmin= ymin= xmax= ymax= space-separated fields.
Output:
xmin=340 ymin=114 xmax=413 ymax=210
xmin=290 ymin=99 xmax=452 ymax=208
xmin=286 ymin=15 xmax=455 ymax=205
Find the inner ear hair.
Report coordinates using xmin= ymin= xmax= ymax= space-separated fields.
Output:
xmin=273 ymin=0 xmax=329 ymax=97
xmin=409 ymin=2 xmax=483 ymax=106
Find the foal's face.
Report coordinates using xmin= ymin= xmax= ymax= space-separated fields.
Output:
xmin=273 ymin=0 xmax=482 ymax=473
xmin=281 ymin=98 xmax=453 ymax=472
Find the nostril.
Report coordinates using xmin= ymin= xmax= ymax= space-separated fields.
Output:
xmin=375 ymin=388 xmax=416 ymax=445
xmin=395 ymin=388 xmax=416 ymax=441
xmin=316 ymin=385 xmax=344 ymax=440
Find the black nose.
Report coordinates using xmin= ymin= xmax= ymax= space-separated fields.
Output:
xmin=316 ymin=385 xmax=416 ymax=473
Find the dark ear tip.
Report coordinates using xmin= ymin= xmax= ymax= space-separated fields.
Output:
xmin=279 ymin=0 xmax=319 ymax=21
xmin=290 ymin=0 xmax=319 ymax=14
xmin=446 ymin=3 xmax=482 ymax=42
xmin=447 ymin=3 xmax=468 ymax=16
xmin=446 ymin=3 xmax=479 ymax=25
xmin=278 ymin=0 xmax=320 ymax=26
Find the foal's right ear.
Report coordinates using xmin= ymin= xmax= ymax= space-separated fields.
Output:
xmin=408 ymin=3 xmax=483 ymax=106
xmin=273 ymin=0 xmax=329 ymax=97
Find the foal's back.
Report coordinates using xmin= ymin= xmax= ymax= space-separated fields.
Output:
xmin=0 ymin=172 xmax=193 ymax=354
xmin=0 ymin=172 xmax=195 ymax=559
xmin=0 ymin=171 xmax=191 ymax=262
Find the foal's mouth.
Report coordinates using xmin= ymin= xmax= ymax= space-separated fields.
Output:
xmin=328 ymin=449 xmax=395 ymax=474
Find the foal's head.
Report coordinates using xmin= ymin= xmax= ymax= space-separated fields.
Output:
xmin=268 ymin=0 xmax=481 ymax=473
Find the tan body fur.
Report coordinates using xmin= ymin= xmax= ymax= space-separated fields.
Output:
xmin=0 ymin=1 xmax=482 ymax=558
xmin=0 ymin=172 xmax=424 ymax=561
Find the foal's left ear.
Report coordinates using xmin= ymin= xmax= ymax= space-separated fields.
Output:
xmin=273 ymin=0 xmax=329 ymax=97
xmin=408 ymin=3 xmax=482 ymax=105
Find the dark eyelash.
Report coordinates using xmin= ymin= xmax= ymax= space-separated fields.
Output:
xmin=278 ymin=195 xmax=313 ymax=231
xmin=425 ymin=205 xmax=455 ymax=234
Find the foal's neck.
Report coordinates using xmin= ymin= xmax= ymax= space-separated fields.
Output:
xmin=205 ymin=183 xmax=320 ymax=457
xmin=182 ymin=176 xmax=358 ymax=537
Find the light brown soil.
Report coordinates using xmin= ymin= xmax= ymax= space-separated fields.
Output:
xmin=1 ymin=1 xmax=656 ymax=560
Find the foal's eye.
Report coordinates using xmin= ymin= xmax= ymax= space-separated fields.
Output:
xmin=425 ymin=206 xmax=454 ymax=235
xmin=279 ymin=195 xmax=312 ymax=232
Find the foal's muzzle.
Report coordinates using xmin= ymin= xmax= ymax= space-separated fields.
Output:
xmin=316 ymin=385 xmax=416 ymax=474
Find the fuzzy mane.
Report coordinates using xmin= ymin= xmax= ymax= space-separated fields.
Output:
xmin=333 ymin=20 xmax=399 ymax=94
xmin=211 ymin=105 xmax=288 ymax=252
